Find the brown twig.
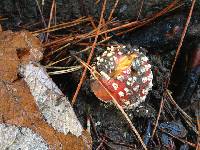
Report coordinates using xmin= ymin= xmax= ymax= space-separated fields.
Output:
xmin=32 ymin=17 xmax=89 ymax=35
xmin=151 ymin=0 xmax=196 ymax=140
xmin=151 ymin=98 xmax=164 ymax=138
xmin=159 ymin=128 xmax=196 ymax=148
xmin=46 ymin=36 xmax=112 ymax=67
xmin=35 ymin=0 xmax=47 ymax=28
xmin=46 ymin=0 xmax=56 ymax=40
xmin=88 ymin=115 xmax=100 ymax=139
xmin=96 ymin=140 xmax=105 ymax=150
xmin=71 ymin=0 xmax=107 ymax=105
xmin=41 ymin=0 xmax=181 ymax=49
xmin=117 ymin=0 xmax=181 ymax=35
xmin=166 ymin=90 xmax=198 ymax=134
xmin=170 ymin=0 xmax=196 ymax=73
xmin=108 ymin=0 xmax=120 ymax=21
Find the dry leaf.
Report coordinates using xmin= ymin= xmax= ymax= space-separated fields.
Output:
xmin=0 ymin=30 xmax=92 ymax=150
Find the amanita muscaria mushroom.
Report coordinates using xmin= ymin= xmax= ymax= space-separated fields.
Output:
xmin=90 ymin=43 xmax=153 ymax=109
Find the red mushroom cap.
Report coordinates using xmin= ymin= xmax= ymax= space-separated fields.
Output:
xmin=90 ymin=44 xmax=153 ymax=109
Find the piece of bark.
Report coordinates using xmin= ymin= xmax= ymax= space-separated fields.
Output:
xmin=19 ymin=63 xmax=84 ymax=136
xmin=0 ymin=30 xmax=92 ymax=149
xmin=0 ymin=30 xmax=43 ymax=82
xmin=0 ymin=123 xmax=49 ymax=150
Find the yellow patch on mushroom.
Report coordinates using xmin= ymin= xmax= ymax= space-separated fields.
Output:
xmin=110 ymin=53 xmax=138 ymax=78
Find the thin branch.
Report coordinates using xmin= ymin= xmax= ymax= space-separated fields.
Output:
xmin=35 ymin=0 xmax=47 ymax=28
xmin=170 ymin=0 xmax=196 ymax=73
xmin=108 ymin=0 xmax=120 ymax=21
xmin=151 ymin=98 xmax=164 ymax=138
xmin=71 ymin=0 xmax=107 ymax=105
